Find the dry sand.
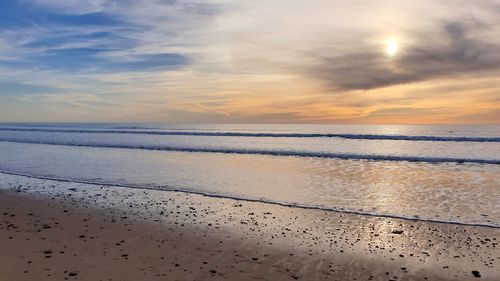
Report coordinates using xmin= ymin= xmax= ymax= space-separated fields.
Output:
xmin=0 ymin=173 xmax=499 ymax=281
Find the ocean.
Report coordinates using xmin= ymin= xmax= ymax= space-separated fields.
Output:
xmin=0 ymin=123 xmax=499 ymax=227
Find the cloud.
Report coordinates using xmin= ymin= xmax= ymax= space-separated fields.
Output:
xmin=106 ymin=53 xmax=190 ymax=71
xmin=1 ymin=1 xmax=121 ymax=28
xmin=0 ymin=81 xmax=61 ymax=96
xmin=308 ymin=20 xmax=500 ymax=91
xmin=25 ymin=0 xmax=108 ymax=15
xmin=1 ymin=0 xmax=500 ymax=123
xmin=25 ymin=48 xmax=189 ymax=72
xmin=455 ymin=109 xmax=500 ymax=124
xmin=367 ymin=107 xmax=448 ymax=117
xmin=0 ymin=0 xmax=201 ymax=73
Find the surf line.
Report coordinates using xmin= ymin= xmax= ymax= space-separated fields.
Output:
xmin=1 ymin=127 xmax=499 ymax=142
xmin=1 ymin=140 xmax=499 ymax=165
xmin=1 ymin=170 xmax=499 ymax=229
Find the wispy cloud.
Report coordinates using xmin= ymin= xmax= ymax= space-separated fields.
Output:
xmin=0 ymin=81 xmax=61 ymax=96
xmin=1 ymin=0 xmax=499 ymax=123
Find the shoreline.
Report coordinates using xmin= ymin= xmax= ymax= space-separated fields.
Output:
xmin=1 ymin=172 xmax=499 ymax=280
xmin=1 ymin=170 xmax=497 ymax=229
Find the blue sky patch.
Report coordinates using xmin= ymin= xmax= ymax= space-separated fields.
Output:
xmin=0 ymin=0 xmax=189 ymax=73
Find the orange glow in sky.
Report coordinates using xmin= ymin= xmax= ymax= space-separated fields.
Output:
xmin=0 ymin=1 xmax=499 ymax=124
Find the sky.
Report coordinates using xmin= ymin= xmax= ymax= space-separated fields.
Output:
xmin=1 ymin=0 xmax=500 ymax=124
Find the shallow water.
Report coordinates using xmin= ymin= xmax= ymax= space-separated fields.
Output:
xmin=0 ymin=123 xmax=499 ymax=226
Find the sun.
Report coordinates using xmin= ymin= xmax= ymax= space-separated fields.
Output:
xmin=385 ymin=37 xmax=399 ymax=57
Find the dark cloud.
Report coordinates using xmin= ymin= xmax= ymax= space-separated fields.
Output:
xmin=310 ymin=20 xmax=500 ymax=91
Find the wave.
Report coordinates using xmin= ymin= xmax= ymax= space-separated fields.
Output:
xmin=0 ymin=127 xmax=499 ymax=142
xmin=1 ymin=139 xmax=499 ymax=165
xmin=1 ymin=170 xmax=498 ymax=229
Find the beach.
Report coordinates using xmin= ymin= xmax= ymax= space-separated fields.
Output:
xmin=1 ymin=173 xmax=498 ymax=281
xmin=2 ymin=0 xmax=500 ymax=278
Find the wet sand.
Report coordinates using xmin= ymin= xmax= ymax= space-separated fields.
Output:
xmin=0 ymin=173 xmax=499 ymax=281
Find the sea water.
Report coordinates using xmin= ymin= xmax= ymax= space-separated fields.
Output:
xmin=0 ymin=123 xmax=499 ymax=227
